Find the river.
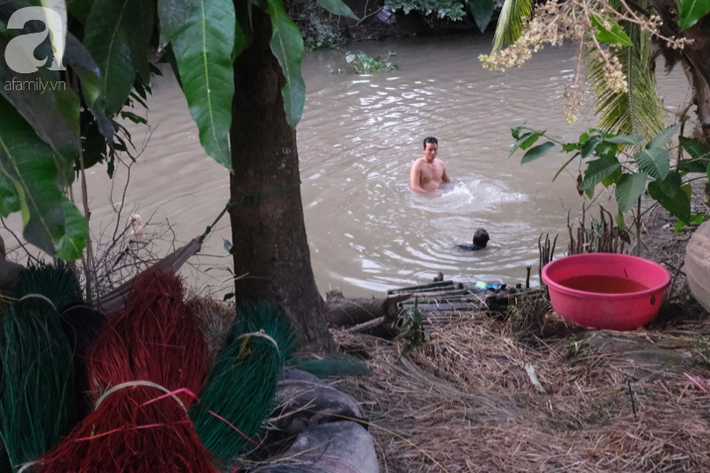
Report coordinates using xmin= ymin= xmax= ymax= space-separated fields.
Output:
xmin=0 ymin=34 xmax=692 ymax=298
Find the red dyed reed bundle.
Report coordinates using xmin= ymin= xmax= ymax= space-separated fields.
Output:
xmin=37 ymin=270 xmax=217 ymax=473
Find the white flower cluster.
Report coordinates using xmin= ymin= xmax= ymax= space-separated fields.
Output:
xmin=479 ymin=1 xmax=583 ymax=72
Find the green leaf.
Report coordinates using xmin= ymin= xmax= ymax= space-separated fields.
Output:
xmin=581 ymin=136 xmax=602 ymax=158
xmin=267 ymin=0 xmax=306 ymax=128
xmin=658 ymin=170 xmax=682 ymax=198
xmin=67 ymin=0 xmax=93 ymax=23
xmin=316 ymin=0 xmax=357 ymax=19
xmin=648 ymin=180 xmax=691 ymax=222
xmin=633 ymin=147 xmax=670 ymax=180
xmin=562 ymin=143 xmax=580 ymax=152
xmin=605 ymin=134 xmax=643 ymax=145
xmin=615 ymin=172 xmax=648 ymax=214
xmin=0 ymin=35 xmax=79 ymax=183
xmin=677 ymin=0 xmax=710 ymax=30
xmin=167 ymin=0 xmax=236 ymax=171
xmin=647 ymin=123 xmax=680 ymax=150
xmin=590 ymin=14 xmax=632 ymax=46
xmin=471 ymin=0 xmax=494 ymax=32
xmin=510 ymin=123 xmax=526 ymax=140
xmin=84 ymin=0 xmax=139 ymax=116
xmin=54 ymin=198 xmax=87 ymax=260
xmin=0 ymin=170 xmax=20 ymax=217
xmin=0 ymin=95 xmax=68 ymax=256
xmin=128 ymin=0 xmax=155 ymax=83
xmin=602 ymin=166 xmax=622 ymax=187
xmin=616 ymin=212 xmax=626 ymax=230
xmin=520 ymin=142 xmax=556 ymax=164
xmin=679 ymin=136 xmax=710 ymax=160
xmin=158 ymin=0 xmax=200 ymax=46
xmin=509 ymin=131 xmax=543 ymax=157
xmin=707 ymin=162 xmax=710 ymax=181
xmin=579 ymin=155 xmax=621 ymax=190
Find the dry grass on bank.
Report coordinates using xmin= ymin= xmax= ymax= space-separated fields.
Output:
xmin=333 ymin=312 xmax=710 ymax=473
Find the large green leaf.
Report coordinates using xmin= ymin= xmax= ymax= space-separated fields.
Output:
xmin=590 ymin=14 xmax=632 ymax=46
xmin=0 ymin=170 xmax=20 ymax=217
xmin=471 ymin=0 xmax=494 ymax=32
xmin=677 ymin=0 xmax=710 ymax=31
xmin=55 ymin=198 xmax=87 ymax=260
xmin=579 ymin=155 xmax=621 ymax=190
xmin=520 ymin=141 xmax=556 ymax=164
xmin=648 ymin=180 xmax=691 ymax=222
xmin=83 ymin=0 xmax=139 ymax=116
xmin=166 ymin=0 xmax=235 ymax=171
xmin=657 ymin=170 xmax=682 ymax=198
xmin=678 ymin=136 xmax=710 ymax=172
xmin=633 ymin=147 xmax=670 ymax=180
xmin=267 ymin=0 xmax=306 ymax=129
xmin=0 ymin=95 xmax=85 ymax=258
xmin=605 ymin=134 xmax=643 ymax=145
xmin=615 ymin=172 xmax=648 ymax=214
xmin=128 ymin=0 xmax=155 ymax=83
xmin=67 ymin=0 xmax=93 ymax=23
xmin=491 ymin=0 xmax=532 ymax=52
xmin=316 ymin=0 xmax=357 ymax=20
xmin=158 ymin=0 xmax=199 ymax=45
xmin=0 ymin=35 xmax=79 ymax=183
xmin=63 ymin=33 xmax=115 ymax=145
xmin=647 ymin=123 xmax=680 ymax=149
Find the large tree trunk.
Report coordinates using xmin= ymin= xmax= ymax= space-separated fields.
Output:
xmin=229 ymin=6 xmax=333 ymax=351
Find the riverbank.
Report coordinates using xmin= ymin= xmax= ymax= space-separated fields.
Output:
xmin=318 ymin=203 xmax=710 ymax=472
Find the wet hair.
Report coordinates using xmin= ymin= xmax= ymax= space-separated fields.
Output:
xmin=423 ymin=137 xmax=438 ymax=149
xmin=472 ymin=228 xmax=489 ymax=249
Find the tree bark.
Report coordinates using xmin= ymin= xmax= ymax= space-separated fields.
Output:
xmin=229 ymin=6 xmax=333 ymax=351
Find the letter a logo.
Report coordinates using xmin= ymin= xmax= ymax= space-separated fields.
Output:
xmin=5 ymin=7 xmax=66 ymax=74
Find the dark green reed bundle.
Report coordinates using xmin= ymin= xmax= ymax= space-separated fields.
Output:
xmin=0 ymin=296 xmax=74 ymax=472
xmin=0 ymin=262 xmax=87 ymax=472
xmin=15 ymin=262 xmax=83 ymax=313
xmin=190 ymin=302 xmax=296 ymax=464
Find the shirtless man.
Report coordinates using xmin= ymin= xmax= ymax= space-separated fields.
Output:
xmin=410 ymin=137 xmax=450 ymax=194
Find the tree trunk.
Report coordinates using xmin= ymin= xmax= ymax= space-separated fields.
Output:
xmin=229 ymin=6 xmax=333 ymax=351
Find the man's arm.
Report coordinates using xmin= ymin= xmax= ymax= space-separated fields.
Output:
xmin=441 ymin=162 xmax=450 ymax=183
xmin=410 ymin=162 xmax=427 ymax=193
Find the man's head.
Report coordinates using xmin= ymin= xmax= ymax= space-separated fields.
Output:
xmin=473 ymin=228 xmax=489 ymax=249
xmin=423 ymin=137 xmax=438 ymax=163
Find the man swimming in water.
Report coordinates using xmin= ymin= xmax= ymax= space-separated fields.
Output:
xmin=410 ymin=137 xmax=450 ymax=194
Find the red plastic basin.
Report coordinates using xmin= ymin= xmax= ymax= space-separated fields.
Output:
xmin=541 ymin=253 xmax=670 ymax=331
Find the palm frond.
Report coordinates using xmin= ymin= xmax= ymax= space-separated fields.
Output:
xmin=586 ymin=21 xmax=665 ymax=139
xmin=491 ymin=0 xmax=533 ymax=53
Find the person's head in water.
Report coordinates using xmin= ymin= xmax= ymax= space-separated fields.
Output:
xmin=423 ymin=137 xmax=438 ymax=163
xmin=473 ymin=228 xmax=489 ymax=249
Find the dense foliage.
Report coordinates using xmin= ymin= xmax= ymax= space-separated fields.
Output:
xmin=0 ymin=0 xmax=356 ymax=261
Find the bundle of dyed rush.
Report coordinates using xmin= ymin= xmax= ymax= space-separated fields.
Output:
xmin=37 ymin=270 xmax=217 ymax=473
xmin=0 ymin=262 xmax=85 ymax=472
xmin=191 ymin=303 xmax=295 ymax=465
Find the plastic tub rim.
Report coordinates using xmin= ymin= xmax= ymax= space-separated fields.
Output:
xmin=542 ymin=253 xmax=671 ymax=300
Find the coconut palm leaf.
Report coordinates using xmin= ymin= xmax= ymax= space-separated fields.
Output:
xmin=586 ymin=21 xmax=664 ymax=140
xmin=491 ymin=0 xmax=532 ymax=53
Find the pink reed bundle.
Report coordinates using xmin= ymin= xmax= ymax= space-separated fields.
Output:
xmin=36 ymin=270 xmax=217 ymax=473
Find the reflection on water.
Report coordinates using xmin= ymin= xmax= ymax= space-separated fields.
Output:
xmin=0 ymin=35 xmax=691 ymax=298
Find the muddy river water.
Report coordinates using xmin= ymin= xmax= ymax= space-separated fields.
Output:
xmin=1 ymin=34 xmax=692 ymax=297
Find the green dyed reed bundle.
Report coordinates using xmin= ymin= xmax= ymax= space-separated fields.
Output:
xmin=15 ymin=262 xmax=82 ymax=313
xmin=0 ymin=296 xmax=74 ymax=472
xmin=190 ymin=302 xmax=296 ymax=464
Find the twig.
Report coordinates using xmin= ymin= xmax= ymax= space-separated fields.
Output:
xmin=345 ymin=316 xmax=387 ymax=333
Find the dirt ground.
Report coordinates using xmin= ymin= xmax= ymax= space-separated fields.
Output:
xmin=330 ymin=201 xmax=710 ymax=472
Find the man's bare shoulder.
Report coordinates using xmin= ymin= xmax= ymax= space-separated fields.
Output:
xmin=411 ymin=157 xmax=426 ymax=168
